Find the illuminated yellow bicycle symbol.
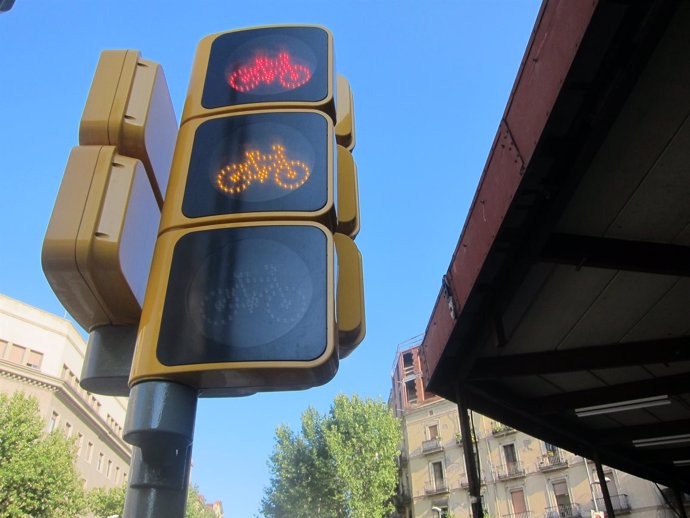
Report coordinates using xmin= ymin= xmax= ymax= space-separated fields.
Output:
xmin=215 ymin=144 xmax=311 ymax=195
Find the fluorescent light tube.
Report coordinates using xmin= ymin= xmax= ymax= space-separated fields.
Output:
xmin=633 ymin=434 xmax=690 ymax=448
xmin=575 ymin=395 xmax=670 ymax=417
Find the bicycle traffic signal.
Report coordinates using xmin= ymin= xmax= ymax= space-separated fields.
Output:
xmin=129 ymin=25 xmax=364 ymax=395
xmin=182 ymin=25 xmax=335 ymax=124
xmin=159 ymin=110 xmax=336 ymax=233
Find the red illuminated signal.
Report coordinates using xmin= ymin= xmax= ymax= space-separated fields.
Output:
xmin=227 ymin=52 xmax=312 ymax=93
xmin=215 ymin=144 xmax=311 ymax=195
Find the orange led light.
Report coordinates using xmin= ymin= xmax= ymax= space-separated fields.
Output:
xmin=216 ymin=144 xmax=311 ymax=195
xmin=227 ymin=51 xmax=312 ymax=93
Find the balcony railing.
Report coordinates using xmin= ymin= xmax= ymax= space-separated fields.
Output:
xmin=538 ymin=454 xmax=568 ymax=472
xmin=455 ymin=432 xmax=477 ymax=445
xmin=425 ymin=480 xmax=449 ymax=495
xmin=504 ymin=512 xmax=531 ymax=518
xmin=460 ymin=475 xmax=487 ymax=488
xmin=422 ymin=436 xmax=443 ymax=454
xmin=595 ymin=494 xmax=630 ymax=513
xmin=496 ymin=462 xmax=526 ymax=480
xmin=545 ymin=503 xmax=582 ymax=518
xmin=491 ymin=423 xmax=516 ymax=436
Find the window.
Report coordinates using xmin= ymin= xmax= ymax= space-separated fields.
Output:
xmin=64 ymin=421 xmax=72 ymax=437
xmin=402 ymin=352 xmax=414 ymax=374
xmin=428 ymin=424 xmax=439 ymax=440
xmin=115 ymin=466 xmax=121 ymax=484
xmin=9 ymin=344 xmax=25 ymax=364
xmin=48 ymin=411 xmax=59 ymax=433
xmin=503 ymin=443 xmax=519 ymax=473
xmin=553 ymin=480 xmax=574 ymax=517
xmin=511 ymin=489 xmax=527 ymax=518
xmin=86 ymin=442 xmax=94 ymax=462
xmin=431 ymin=461 xmax=445 ymax=490
xmin=106 ymin=460 xmax=113 ymax=479
xmin=0 ymin=339 xmax=7 ymax=358
xmin=97 ymin=453 xmax=104 ymax=472
xmin=405 ymin=379 xmax=417 ymax=404
xmin=76 ymin=433 xmax=84 ymax=456
xmin=545 ymin=442 xmax=559 ymax=456
xmin=592 ymin=470 xmax=620 ymax=507
xmin=26 ymin=350 xmax=43 ymax=369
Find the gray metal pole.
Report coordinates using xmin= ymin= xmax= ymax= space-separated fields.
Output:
xmin=673 ymin=487 xmax=688 ymax=518
xmin=593 ymin=455 xmax=615 ymax=518
xmin=456 ymin=384 xmax=483 ymax=518
xmin=122 ymin=380 xmax=198 ymax=518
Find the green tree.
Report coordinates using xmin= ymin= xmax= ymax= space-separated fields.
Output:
xmin=86 ymin=485 xmax=125 ymax=517
xmin=0 ymin=391 xmax=85 ymax=518
xmin=86 ymin=482 xmax=215 ymax=518
xmin=261 ymin=394 xmax=401 ymax=518
xmin=186 ymin=484 xmax=217 ymax=518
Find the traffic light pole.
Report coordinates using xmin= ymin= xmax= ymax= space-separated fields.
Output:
xmin=123 ymin=380 xmax=198 ymax=518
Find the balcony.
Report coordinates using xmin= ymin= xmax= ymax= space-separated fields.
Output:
xmin=545 ymin=503 xmax=582 ymax=518
xmin=425 ymin=480 xmax=450 ymax=496
xmin=595 ymin=494 xmax=630 ymax=513
xmin=455 ymin=432 xmax=477 ymax=446
xmin=496 ymin=462 xmax=526 ymax=480
xmin=504 ymin=513 xmax=531 ymax=518
xmin=422 ymin=436 xmax=443 ymax=454
xmin=538 ymin=454 xmax=568 ymax=472
xmin=491 ymin=423 xmax=516 ymax=436
xmin=460 ymin=475 xmax=487 ymax=489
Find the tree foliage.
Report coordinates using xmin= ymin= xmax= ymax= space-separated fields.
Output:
xmin=0 ymin=391 xmax=85 ymax=518
xmin=86 ymin=485 xmax=126 ymax=518
xmin=261 ymin=394 xmax=401 ymax=518
xmin=85 ymin=482 xmax=215 ymax=518
xmin=186 ymin=484 xmax=217 ymax=518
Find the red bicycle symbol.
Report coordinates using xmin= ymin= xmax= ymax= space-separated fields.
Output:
xmin=227 ymin=51 xmax=312 ymax=93
xmin=215 ymin=144 xmax=311 ymax=195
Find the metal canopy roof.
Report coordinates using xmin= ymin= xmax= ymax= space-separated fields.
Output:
xmin=421 ymin=0 xmax=690 ymax=491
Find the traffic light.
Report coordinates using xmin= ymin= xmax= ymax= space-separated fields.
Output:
xmin=129 ymin=25 xmax=364 ymax=395
xmin=181 ymin=25 xmax=335 ymax=124
xmin=158 ymin=109 xmax=335 ymax=232
xmin=42 ymin=50 xmax=177 ymax=332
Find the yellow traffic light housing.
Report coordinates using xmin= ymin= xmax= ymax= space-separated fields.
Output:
xmin=127 ymin=25 xmax=364 ymax=393
xmin=42 ymin=50 xmax=178 ymax=332
xmin=159 ymin=109 xmax=336 ymax=234
xmin=42 ymin=146 xmax=159 ymax=331
xmin=182 ymin=25 xmax=335 ymax=125
xmin=335 ymin=75 xmax=356 ymax=151
xmin=130 ymin=221 xmax=338 ymax=393
xmin=79 ymin=50 xmax=177 ymax=207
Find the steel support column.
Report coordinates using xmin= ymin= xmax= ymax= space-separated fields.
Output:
xmin=457 ymin=384 xmax=483 ymax=518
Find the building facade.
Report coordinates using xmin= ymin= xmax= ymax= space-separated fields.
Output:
xmin=0 ymin=293 xmax=131 ymax=490
xmin=391 ymin=343 xmax=683 ymax=518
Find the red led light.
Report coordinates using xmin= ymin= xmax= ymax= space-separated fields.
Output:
xmin=227 ymin=51 xmax=312 ymax=93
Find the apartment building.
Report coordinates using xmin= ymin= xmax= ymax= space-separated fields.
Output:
xmin=0 ymin=293 xmax=131 ymax=490
xmin=390 ymin=343 xmax=681 ymax=518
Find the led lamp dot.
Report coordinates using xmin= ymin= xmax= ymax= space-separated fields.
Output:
xmin=215 ymin=144 xmax=311 ymax=195
xmin=227 ymin=51 xmax=312 ymax=93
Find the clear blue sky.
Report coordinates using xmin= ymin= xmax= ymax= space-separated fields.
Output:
xmin=0 ymin=2 xmax=540 ymax=516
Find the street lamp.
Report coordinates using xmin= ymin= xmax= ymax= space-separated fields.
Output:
xmin=432 ymin=506 xmax=444 ymax=518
